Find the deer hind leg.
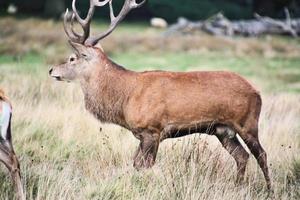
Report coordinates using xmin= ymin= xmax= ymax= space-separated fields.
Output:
xmin=0 ymin=109 xmax=25 ymax=199
xmin=215 ymin=133 xmax=249 ymax=184
xmin=0 ymin=144 xmax=13 ymax=169
xmin=10 ymin=154 xmax=25 ymax=200
xmin=133 ymin=130 xmax=160 ymax=170
xmin=0 ymin=144 xmax=25 ymax=200
xmin=239 ymin=126 xmax=271 ymax=190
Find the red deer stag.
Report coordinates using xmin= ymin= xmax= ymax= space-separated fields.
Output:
xmin=0 ymin=89 xmax=25 ymax=200
xmin=49 ymin=0 xmax=271 ymax=189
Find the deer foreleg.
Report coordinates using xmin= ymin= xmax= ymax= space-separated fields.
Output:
xmin=133 ymin=130 xmax=160 ymax=170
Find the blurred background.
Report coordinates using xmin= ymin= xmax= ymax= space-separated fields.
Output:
xmin=0 ymin=1 xmax=300 ymax=200
xmin=0 ymin=0 xmax=300 ymax=19
xmin=1 ymin=0 xmax=300 ymax=20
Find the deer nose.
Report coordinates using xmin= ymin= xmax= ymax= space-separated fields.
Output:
xmin=49 ymin=68 xmax=53 ymax=75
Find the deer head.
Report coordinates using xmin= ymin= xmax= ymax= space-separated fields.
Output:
xmin=49 ymin=0 xmax=146 ymax=82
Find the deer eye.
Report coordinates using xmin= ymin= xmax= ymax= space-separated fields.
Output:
xmin=69 ymin=57 xmax=75 ymax=62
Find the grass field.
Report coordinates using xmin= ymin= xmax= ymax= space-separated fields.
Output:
xmin=0 ymin=17 xmax=300 ymax=199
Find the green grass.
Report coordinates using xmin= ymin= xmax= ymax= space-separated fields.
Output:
xmin=0 ymin=53 xmax=45 ymax=74
xmin=1 ymin=49 xmax=300 ymax=94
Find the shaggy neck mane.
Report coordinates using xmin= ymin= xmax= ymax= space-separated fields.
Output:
xmin=80 ymin=54 xmax=134 ymax=128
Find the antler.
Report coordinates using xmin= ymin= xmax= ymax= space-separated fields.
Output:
xmin=86 ymin=0 xmax=146 ymax=46
xmin=63 ymin=0 xmax=110 ymax=44
xmin=63 ymin=0 xmax=146 ymax=46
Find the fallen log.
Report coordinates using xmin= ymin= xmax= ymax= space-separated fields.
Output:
xmin=165 ymin=9 xmax=300 ymax=37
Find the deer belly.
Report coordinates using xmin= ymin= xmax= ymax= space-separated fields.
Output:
xmin=0 ymin=101 xmax=12 ymax=140
xmin=165 ymin=91 xmax=247 ymax=123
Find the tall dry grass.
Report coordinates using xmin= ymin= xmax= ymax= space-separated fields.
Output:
xmin=0 ymin=67 xmax=298 ymax=200
xmin=0 ymin=17 xmax=299 ymax=199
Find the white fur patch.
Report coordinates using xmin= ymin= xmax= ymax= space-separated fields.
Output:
xmin=0 ymin=101 xmax=12 ymax=140
xmin=215 ymin=126 xmax=236 ymax=138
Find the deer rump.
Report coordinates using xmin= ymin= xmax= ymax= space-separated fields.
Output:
xmin=0 ymin=101 xmax=12 ymax=141
xmin=125 ymin=70 xmax=260 ymax=140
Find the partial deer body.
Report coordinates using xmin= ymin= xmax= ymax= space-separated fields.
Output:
xmin=49 ymin=0 xmax=271 ymax=190
xmin=0 ymin=92 xmax=25 ymax=200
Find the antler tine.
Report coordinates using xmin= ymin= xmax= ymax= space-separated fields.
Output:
xmin=72 ymin=0 xmax=111 ymax=26
xmin=85 ymin=0 xmax=146 ymax=46
xmin=63 ymin=0 xmax=110 ymax=44
xmin=93 ymin=0 xmax=111 ymax=6
xmin=72 ymin=0 xmax=110 ymax=44
xmin=63 ymin=9 xmax=82 ymax=43
xmin=70 ymin=13 xmax=81 ymax=38
xmin=109 ymin=0 xmax=116 ymax=21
